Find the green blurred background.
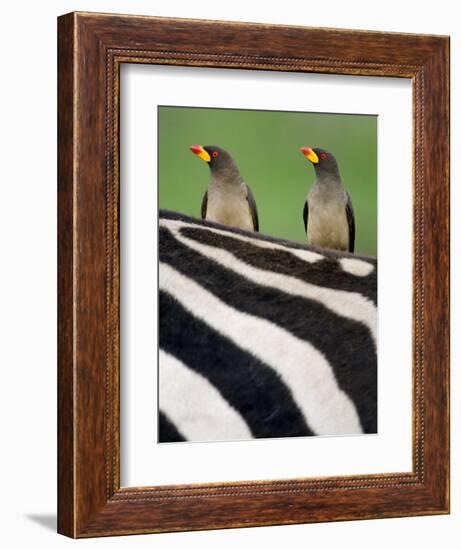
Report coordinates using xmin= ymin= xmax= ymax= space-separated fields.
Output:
xmin=158 ymin=106 xmax=377 ymax=257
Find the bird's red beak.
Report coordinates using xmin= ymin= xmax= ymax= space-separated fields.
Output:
xmin=300 ymin=147 xmax=319 ymax=164
xmin=190 ymin=144 xmax=211 ymax=163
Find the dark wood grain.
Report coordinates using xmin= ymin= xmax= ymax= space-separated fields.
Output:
xmin=57 ymin=12 xmax=450 ymax=538
xmin=57 ymin=12 xmax=75 ymax=537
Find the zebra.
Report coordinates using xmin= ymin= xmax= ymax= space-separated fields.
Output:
xmin=158 ymin=209 xmax=377 ymax=443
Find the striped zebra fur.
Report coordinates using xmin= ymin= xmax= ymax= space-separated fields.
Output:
xmin=159 ymin=209 xmax=377 ymax=443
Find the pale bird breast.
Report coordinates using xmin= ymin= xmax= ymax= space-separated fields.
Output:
xmin=307 ymin=201 xmax=349 ymax=251
xmin=206 ymin=187 xmax=253 ymax=231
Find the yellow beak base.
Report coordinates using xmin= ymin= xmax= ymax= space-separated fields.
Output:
xmin=190 ymin=144 xmax=211 ymax=163
xmin=197 ymin=149 xmax=211 ymax=163
xmin=301 ymin=147 xmax=319 ymax=164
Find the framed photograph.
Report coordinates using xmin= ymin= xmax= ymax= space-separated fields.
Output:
xmin=58 ymin=12 xmax=450 ymax=537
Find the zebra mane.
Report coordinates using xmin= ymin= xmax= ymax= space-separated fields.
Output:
xmin=160 ymin=209 xmax=377 ymax=264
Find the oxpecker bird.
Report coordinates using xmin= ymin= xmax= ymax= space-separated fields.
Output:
xmin=190 ymin=144 xmax=259 ymax=232
xmin=300 ymin=147 xmax=355 ymax=253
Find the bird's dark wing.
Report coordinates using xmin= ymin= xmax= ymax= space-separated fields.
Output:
xmin=201 ymin=191 xmax=208 ymax=219
xmin=303 ymin=200 xmax=308 ymax=234
xmin=244 ymin=184 xmax=259 ymax=232
xmin=345 ymin=193 xmax=355 ymax=253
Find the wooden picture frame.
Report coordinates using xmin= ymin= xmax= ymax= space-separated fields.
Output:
xmin=57 ymin=12 xmax=450 ymax=538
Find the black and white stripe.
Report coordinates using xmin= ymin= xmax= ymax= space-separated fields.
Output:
xmin=158 ymin=210 xmax=377 ymax=443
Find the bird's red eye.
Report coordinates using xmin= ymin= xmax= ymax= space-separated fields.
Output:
xmin=212 ymin=151 xmax=219 ymax=158
xmin=320 ymin=152 xmax=327 ymax=160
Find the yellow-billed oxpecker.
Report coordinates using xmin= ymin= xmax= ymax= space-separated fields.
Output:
xmin=300 ymin=147 xmax=355 ymax=253
xmin=190 ymin=144 xmax=259 ymax=232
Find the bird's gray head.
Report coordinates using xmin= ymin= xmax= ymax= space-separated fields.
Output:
xmin=190 ymin=144 xmax=241 ymax=182
xmin=300 ymin=146 xmax=341 ymax=181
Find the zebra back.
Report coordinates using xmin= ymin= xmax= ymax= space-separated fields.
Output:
xmin=159 ymin=210 xmax=377 ymax=443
